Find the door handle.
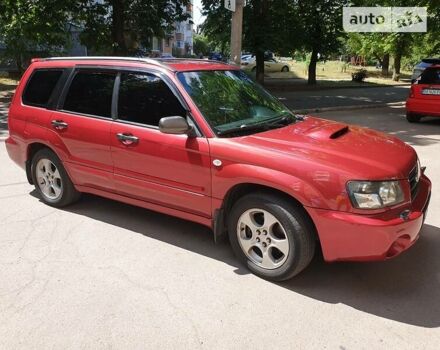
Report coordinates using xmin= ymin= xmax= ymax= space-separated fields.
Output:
xmin=116 ymin=133 xmax=139 ymax=145
xmin=51 ymin=120 xmax=68 ymax=130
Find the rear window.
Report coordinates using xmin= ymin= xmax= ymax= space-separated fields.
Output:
xmin=22 ymin=69 xmax=63 ymax=107
xmin=63 ymin=70 xmax=116 ymax=118
xmin=419 ymin=68 xmax=440 ymax=85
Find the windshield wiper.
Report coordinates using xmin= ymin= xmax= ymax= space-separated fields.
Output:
xmin=216 ymin=114 xmax=297 ymax=137
xmin=216 ymin=123 xmax=269 ymax=136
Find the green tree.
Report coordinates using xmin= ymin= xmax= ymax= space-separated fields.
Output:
xmin=296 ymin=0 xmax=348 ymax=85
xmin=193 ymin=34 xmax=213 ymax=56
xmin=0 ymin=0 xmax=75 ymax=72
xmin=77 ymin=0 xmax=191 ymax=55
xmin=202 ymin=0 xmax=298 ymax=83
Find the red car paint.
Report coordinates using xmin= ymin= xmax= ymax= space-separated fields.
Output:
xmin=406 ymin=64 xmax=440 ymax=118
xmin=6 ymin=58 xmax=431 ymax=262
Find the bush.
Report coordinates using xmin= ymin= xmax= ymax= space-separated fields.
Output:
xmin=351 ymin=69 xmax=367 ymax=82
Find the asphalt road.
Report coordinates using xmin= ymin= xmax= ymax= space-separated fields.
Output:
xmin=1 ymin=106 xmax=439 ymax=349
xmin=273 ymin=85 xmax=410 ymax=111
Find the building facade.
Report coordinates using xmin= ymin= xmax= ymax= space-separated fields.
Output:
xmin=152 ymin=1 xmax=193 ymax=56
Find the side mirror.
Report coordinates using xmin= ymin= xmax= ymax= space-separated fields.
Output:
xmin=159 ymin=116 xmax=195 ymax=136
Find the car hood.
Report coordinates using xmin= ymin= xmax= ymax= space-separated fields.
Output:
xmin=234 ymin=116 xmax=416 ymax=179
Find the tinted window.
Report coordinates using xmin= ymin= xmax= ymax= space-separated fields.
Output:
xmin=63 ymin=71 xmax=116 ymax=118
xmin=419 ymin=68 xmax=440 ymax=85
xmin=118 ymin=73 xmax=185 ymax=126
xmin=22 ymin=69 xmax=63 ymax=107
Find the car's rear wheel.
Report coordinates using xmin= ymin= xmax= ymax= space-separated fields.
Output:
xmin=31 ymin=148 xmax=80 ymax=207
xmin=406 ymin=112 xmax=422 ymax=123
xmin=228 ymin=192 xmax=316 ymax=281
xmin=281 ymin=66 xmax=289 ymax=72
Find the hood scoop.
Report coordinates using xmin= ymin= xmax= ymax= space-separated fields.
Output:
xmin=306 ymin=124 xmax=350 ymax=140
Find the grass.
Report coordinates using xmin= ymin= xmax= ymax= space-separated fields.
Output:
xmin=0 ymin=77 xmax=18 ymax=93
xmin=267 ymin=60 xmax=412 ymax=86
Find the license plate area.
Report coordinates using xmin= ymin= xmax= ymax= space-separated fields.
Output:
xmin=421 ymin=88 xmax=440 ymax=95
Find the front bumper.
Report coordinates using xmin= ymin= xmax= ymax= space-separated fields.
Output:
xmin=307 ymin=175 xmax=431 ymax=262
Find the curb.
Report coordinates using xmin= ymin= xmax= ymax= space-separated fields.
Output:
xmin=292 ymin=101 xmax=406 ymax=114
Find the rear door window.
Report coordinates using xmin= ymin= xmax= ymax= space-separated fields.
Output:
xmin=117 ymin=72 xmax=186 ymax=127
xmin=22 ymin=69 xmax=63 ymax=107
xmin=63 ymin=70 xmax=116 ymax=118
xmin=419 ymin=68 xmax=440 ymax=85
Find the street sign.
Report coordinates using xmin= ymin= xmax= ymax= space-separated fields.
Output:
xmin=225 ymin=0 xmax=236 ymax=12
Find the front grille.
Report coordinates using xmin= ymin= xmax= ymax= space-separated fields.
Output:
xmin=408 ymin=163 xmax=420 ymax=199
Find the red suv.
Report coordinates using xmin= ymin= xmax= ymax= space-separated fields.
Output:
xmin=6 ymin=57 xmax=431 ymax=281
xmin=406 ymin=65 xmax=440 ymax=122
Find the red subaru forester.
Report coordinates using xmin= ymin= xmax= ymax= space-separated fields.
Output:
xmin=6 ymin=57 xmax=431 ymax=281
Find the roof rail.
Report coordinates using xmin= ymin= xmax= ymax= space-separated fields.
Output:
xmin=41 ymin=56 xmax=168 ymax=69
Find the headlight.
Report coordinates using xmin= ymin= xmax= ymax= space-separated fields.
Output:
xmin=347 ymin=181 xmax=404 ymax=209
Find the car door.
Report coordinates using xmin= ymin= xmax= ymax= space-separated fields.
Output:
xmin=50 ymin=68 xmax=116 ymax=191
xmin=110 ymin=70 xmax=212 ymax=218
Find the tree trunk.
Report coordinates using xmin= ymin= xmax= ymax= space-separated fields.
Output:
xmin=256 ymin=50 xmax=265 ymax=84
xmin=110 ymin=0 xmax=127 ymax=55
xmin=381 ymin=53 xmax=389 ymax=77
xmin=308 ymin=48 xmax=318 ymax=85
xmin=393 ymin=53 xmax=402 ymax=81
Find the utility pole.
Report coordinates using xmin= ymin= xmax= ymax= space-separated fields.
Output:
xmin=230 ymin=0 xmax=244 ymax=65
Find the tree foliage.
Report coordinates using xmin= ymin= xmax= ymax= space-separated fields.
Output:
xmin=77 ymin=0 xmax=191 ymax=55
xmin=201 ymin=0 xmax=298 ymax=83
xmin=0 ymin=0 xmax=75 ymax=71
xmin=296 ymin=0 xmax=348 ymax=84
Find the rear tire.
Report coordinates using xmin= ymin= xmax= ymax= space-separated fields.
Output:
xmin=406 ymin=112 xmax=421 ymax=123
xmin=281 ymin=66 xmax=289 ymax=72
xmin=31 ymin=148 xmax=81 ymax=207
xmin=227 ymin=192 xmax=316 ymax=281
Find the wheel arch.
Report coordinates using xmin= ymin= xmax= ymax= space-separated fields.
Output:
xmin=26 ymin=142 xmax=60 ymax=185
xmin=214 ymin=182 xmax=319 ymax=246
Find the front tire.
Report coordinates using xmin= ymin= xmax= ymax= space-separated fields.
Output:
xmin=228 ymin=192 xmax=316 ymax=281
xmin=281 ymin=66 xmax=289 ymax=72
xmin=31 ymin=148 xmax=80 ymax=207
xmin=406 ymin=112 xmax=421 ymax=123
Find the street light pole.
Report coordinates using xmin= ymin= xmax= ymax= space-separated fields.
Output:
xmin=230 ymin=0 xmax=244 ymax=65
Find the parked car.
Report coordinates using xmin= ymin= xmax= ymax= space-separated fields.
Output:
xmin=208 ymin=52 xmax=224 ymax=61
xmin=241 ymin=56 xmax=290 ymax=73
xmin=6 ymin=57 xmax=431 ymax=281
xmin=160 ymin=53 xmax=175 ymax=59
xmin=411 ymin=58 xmax=440 ymax=82
xmin=406 ymin=65 xmax=440 ymax=122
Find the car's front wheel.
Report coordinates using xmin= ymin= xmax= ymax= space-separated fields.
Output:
xmin=31 ymin=148 xmax=81 ymax=207
xmin=406 ymin=112 xmax=422 ymax=123
xmin=228 ymin=192 xmax=316 ymax=281
xmin=281 ymin=66 xmax=289 ymax=72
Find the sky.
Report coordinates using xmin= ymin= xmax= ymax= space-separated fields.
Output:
xmin=193 ymin=0 xmax=206 ymax=26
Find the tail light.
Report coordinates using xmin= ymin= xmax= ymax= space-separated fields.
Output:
xmin=409 ymin=86 xmax=415 ymax=98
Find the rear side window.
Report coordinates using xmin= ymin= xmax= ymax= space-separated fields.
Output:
xmin=22 ymin=69 xmax=63 ymax=107
xmin=419 ymin=68 xmax=440 ymax=85
xmin=63 ymin=70 xmax=116 ymax=118
xmin=117 ymin=72 xmax=185 ymax=126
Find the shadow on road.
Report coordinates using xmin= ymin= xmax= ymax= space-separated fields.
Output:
xmin=317 ymin=106 xmax=440 ymax=148
xmin=44 ymin=191 xmax=440 ymax=329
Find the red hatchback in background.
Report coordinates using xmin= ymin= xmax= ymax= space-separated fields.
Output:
xmin=406 ymin=65 xmax=440 ymax=122
xmin=5 ymin=57 xmax=431 ymax=281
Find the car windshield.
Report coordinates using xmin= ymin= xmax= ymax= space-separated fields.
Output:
xmin=177 ymin=70 xmax=295 ymax=136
